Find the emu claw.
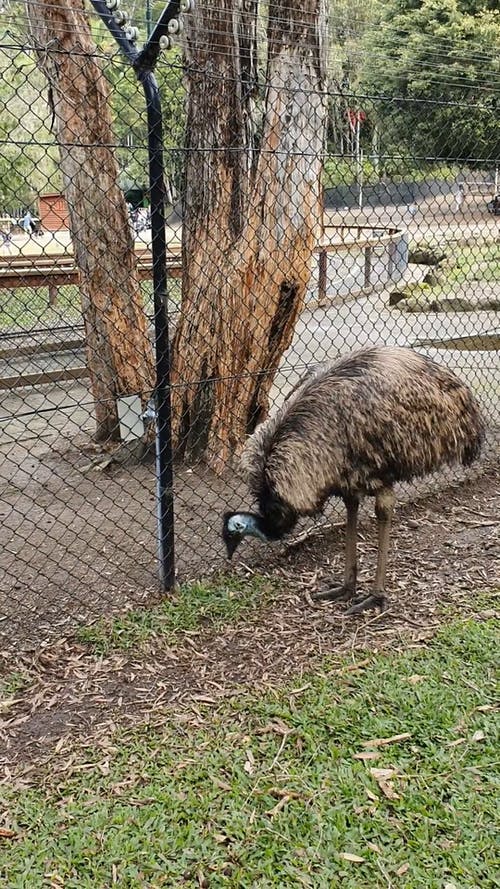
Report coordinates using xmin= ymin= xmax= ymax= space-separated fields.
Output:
xmin=313 ymin=584 xmax=355 ymax=603
xmin=346 ymin=593 xmax=386 ymax=615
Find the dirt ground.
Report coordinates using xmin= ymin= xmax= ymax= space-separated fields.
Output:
xmin=1 ymin=424 xmax=498 ymax=652
xmin=1 ymin=463 xmax=498 ymax=781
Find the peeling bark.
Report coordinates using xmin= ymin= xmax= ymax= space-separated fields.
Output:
xmin=26 ymin=0 xmax=154 ymax=441
xmin=172 ymin=0 xmax=327 ymax=472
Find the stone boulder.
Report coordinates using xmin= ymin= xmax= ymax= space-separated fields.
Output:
xmin=408 ymin=244 xmax=447 ymax=266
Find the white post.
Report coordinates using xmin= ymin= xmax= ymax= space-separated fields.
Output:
xmin=355 ymin=115 xmax=363 ymax=210
xmin=372 ymin=123 xmax=380 ymax=177
xmin=358 ymin=148 xmax=364 ymax=210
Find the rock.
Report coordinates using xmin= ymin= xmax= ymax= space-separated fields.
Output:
xmin=398 ymin=293 xmax=500 ymax=313
xmin=422 ymin=269 xmax=442 ymax=286
xmin=437 ymin=296 xmax=500 ymax=312
xmin=401 ymin=294 xmax=440 ymax=313
xmin=408 ymin=245 xmax=446 ymax=265
xmin=388 ymin=282 xmax=430 ymax=308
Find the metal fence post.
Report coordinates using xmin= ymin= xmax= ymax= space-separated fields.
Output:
xmin=139 ymin=70 xmax=176 ymax=590
xmin=90 ymin=0 xmax=182 ymax=591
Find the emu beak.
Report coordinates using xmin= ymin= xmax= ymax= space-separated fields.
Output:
xmin=225 ymin=536 xmax=242 ymax=560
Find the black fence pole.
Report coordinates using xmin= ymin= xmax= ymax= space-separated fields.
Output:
xmin=139 ymin=69 xmax=176 ymax=591
xmin=90 ymin=0 xmax=182 ymax=590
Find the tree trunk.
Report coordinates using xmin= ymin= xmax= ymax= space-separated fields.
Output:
xmin=171 ymin=0 xmax=258 ymax=460
xmin=26 ymin=0 xmax=154 ymax=441
xmin=172 ymin=0 xmax=327 ymax=472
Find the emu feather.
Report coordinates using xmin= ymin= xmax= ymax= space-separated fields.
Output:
xmin=222 ymin=346 xmax=485 ymax=612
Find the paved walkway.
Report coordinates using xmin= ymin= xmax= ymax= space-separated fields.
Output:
xmin=272 ymin=288 xmax=500 ymax=421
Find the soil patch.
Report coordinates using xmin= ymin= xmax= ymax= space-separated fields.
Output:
xmin=1 ymin=466 xmax=498 ymax=781
xmin=2 ymin=415 xmax=498 ymax=653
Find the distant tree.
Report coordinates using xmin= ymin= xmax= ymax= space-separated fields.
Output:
xmin=0 ymin=41 xmax=60 ymax=208
xmin=326 ymin=0 xmax=377 ymax=158
xmin=359 ymin=0 xmax=500 ymax=163
xmin=26 ymin=0 xmax=155 ymax=442
xmin=170 ymin=0 xmax=328 ymax=472
xmin=106 ymin=47 xmax=186 ymax=200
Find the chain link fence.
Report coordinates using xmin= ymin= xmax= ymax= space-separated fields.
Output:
xmin=1 ymin=0 xmax=498 ymax=652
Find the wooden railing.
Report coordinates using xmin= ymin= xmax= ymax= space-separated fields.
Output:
xmin=0 ymin=247 xmax=182 ymax=305
xmin=0 ymin=225 xmax=404 ymax=306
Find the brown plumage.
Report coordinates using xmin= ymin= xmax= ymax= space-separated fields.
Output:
xmin=222 ymin=346 xmax=485 ymax=612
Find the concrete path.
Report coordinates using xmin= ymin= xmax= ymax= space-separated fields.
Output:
xmin=2 ymin=281 xmax=498 ymax=462
xmin=271 ymin=287 xmax=500 ymax=423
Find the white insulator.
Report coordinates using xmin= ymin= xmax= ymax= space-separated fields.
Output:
xmin=159 ymin=34 xmax=172 ymax=51
xmin=180 ymin=0 xmax=192 ymax=13
xmin=176 ymin=19 xmax=185 ymax=35
xmin=125 ymin=26 xmax=139 ymax=42
xmin=105 ymin=0 xmax=119 ymax=10
xmin=167 ymin=18 xmax=180 ymax=34
xmin=113 ymin=10 xmax=128 ymax=26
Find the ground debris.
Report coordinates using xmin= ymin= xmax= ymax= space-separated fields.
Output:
xmin=0 ymin=467 xmax=498 ymax=778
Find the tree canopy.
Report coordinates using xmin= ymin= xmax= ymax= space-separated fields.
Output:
xmin=357 ymin=0 xmax=500 ymax=163
xmin=0 ymin=0 xmax=499 ymax=211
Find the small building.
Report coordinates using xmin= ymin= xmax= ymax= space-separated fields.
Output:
xmin=39 ymin=193 xmax=70 ymax=232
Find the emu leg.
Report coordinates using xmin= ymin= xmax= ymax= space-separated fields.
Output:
xmin=314 ymin=497 xmax=359 ymax=601
xmin=347 ymin=487 xmax=394 ymax=614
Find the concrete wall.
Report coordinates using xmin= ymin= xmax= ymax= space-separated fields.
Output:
xmin=324 ymin=179 xmax=456 ymax=210
xmin=307 ymin=230 xmax=409 ymax=303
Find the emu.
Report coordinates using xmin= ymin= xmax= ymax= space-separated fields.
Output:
xmin=222 ymin=346 xmax=485 ymax=613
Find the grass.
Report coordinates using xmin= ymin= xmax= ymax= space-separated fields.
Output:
xmin=76 ymin=574 xmax=278 ymax=654
xmin=411 ymin=241 xmax=500 ymax=290
xmin=396 ymin=242 xmax=500 ymax=313
xmin=0 ymin=670 xmax=31 ymax=702
xmin=0 ymin=284 xmax=82 ymax=331
xmin=0 ymin=279 xmax=181 ymax=332
xmin=0 ymin=617 xmax=498 ymax=887
xmin=444 ymin=243 xmax=500 ymax=288
xmin=0 ymin=670 xmax=33 ymax=719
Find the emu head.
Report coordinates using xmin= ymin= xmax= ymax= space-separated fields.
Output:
xmin=222 ymin=512 xmax=269 ymax=559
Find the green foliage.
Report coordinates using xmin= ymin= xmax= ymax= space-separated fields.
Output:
xmin=323 ymin=155 xmax=459 ymax=186
xmin=359 ymin=0 xmax=500 ymax=162
xmin=0 ymin=617 xmax=498 ymax=886
xmin=323 ymin=156 xmax=380 ymax=187
xmin=103 ymin=49 xmax=185 ymax=197
xmin=0 ymin=46 xmax=61 ymax=208
xmin=0 ymin=4 xmax=185 ymax=211
xmin=327 ymin=0 xmax=378 ymax=89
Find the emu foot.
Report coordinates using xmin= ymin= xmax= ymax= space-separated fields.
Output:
xmin=346 ymin=593 xmax=386 ymax=615
xmin=313 ymin=584 xmax=355 ymax=603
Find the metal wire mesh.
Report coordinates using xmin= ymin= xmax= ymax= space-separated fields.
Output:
xmin=0 ymin=0 xmax=498 ymax=652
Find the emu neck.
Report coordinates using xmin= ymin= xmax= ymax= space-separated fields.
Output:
xmin=258 ymin=499 xmax=298 ymax=541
